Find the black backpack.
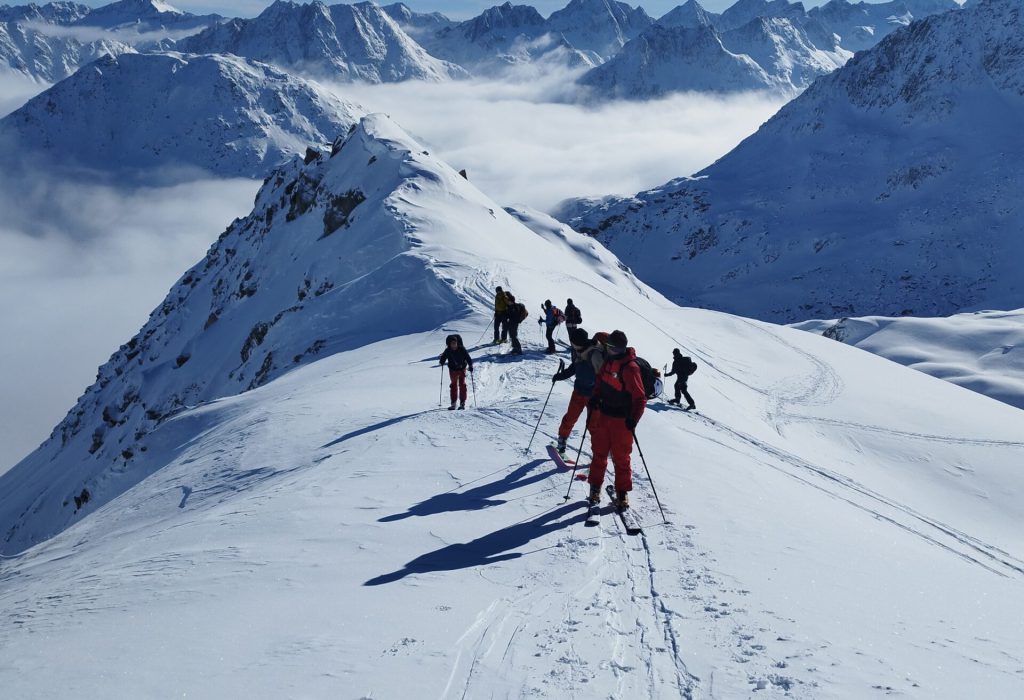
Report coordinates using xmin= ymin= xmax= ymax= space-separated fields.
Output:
xmin=686 ymin=358 xmax=697 ymax=376
xmin=566 ymin=305 xmax=582 ymax=324
xmin=633 ymin=357 xmax=661 ymax=399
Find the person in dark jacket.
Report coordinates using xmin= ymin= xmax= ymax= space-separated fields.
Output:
xmin=587 ymin=330 xmax=646 ymax=510
xmin=551 ymin=328 xmax=600 ymax=454
xmin=439 ymin=334 xmax=473 ymax=409
xmin=564 ymin=299 xmax=582 ymax=332
xmin=665 ymin=348 xmax=697 ymax=410
xmin=504 ymin=293 xmax=524 ymax=355
xmin=493 ymin=287 xmax=509 ymax=344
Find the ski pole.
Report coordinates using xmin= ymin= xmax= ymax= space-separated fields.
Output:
xmin=562 ymin=419 xmax=589 ymax=501
xmin=438 ymin=364 xmax=445 ymax=407
xmin=632 ymin=430 xmax=668 ymax=524
xmin=470 ymin=370 xmax=477 ymax=408
xmin=476 ymin=317 xmax=493 ymax=345
xmin=526 ymin=359 xmax=563 ymax=453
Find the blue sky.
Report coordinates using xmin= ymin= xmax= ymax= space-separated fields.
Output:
xmin=79 ymin=0 xmax=885 ymax=21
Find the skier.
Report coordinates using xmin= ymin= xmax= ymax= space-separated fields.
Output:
xmin=551 ymin=328 xmax=599 ymax=455
xmin=439 ymin=334 xmax=473 ymax=410
xmin=504 ymin=293 xmax=525 ymax=355
xmin=665 ymin=348 xmax=697 ymax=410
xmin=493 ymin=286 xmax=509 ymax=344
xmin=564 ymin=299 xmax=582 ymax=333
xmin=586 ymin=330 xmax=646 ymax=510
xmin=540 ymin=299 xmax=564 ymax=354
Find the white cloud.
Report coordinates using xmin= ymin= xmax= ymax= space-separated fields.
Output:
xmin=0 ymin=71 xmax=49 ymax=118
xmin=337 ymin=73 xmax=788 ymax=211
xmin=0 ymin=170 xmax=259 ymax=474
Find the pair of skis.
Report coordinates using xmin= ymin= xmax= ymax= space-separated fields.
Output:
xmin=585 ymin=485 xmax=642 ymax=535
xmin=549 ymin=444 xmax=641 ymax=535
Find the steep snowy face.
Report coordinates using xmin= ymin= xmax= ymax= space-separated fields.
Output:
xmin=0 ymin=1 xmax=90 ymax=24
xmin=720 ymin=15 xmax=850 ymax=88
xmin=380 ymin=1 xmax=453 ymax=38
xmin=0 ymin=19 xmax=133 ymax=81
xmin=0 ymin=111 xmax=642 ymax=555
xmin=562 ymin=0 xmax=1024 ymax=322
xmin=578 ymin=23 xmax=778 ymax=97
xmin=178 ymin=0 xmax=466 ymax=83
xmin=716 ymin=0 xmax=806 ymax=31
xmin=422 ymin=1 xmax=595 ymax=74
xmin=0 ymin=52 xmax=364 ymax=176
xmin=546 ymin=0 xmax=653 ymax=59
xmin=71 ymin=0 xmax=220 ymax=31
xmin=808 ymin=0 xmax=962 ymax=52
xmin=656 ymin=0 xmax=719 ymax=29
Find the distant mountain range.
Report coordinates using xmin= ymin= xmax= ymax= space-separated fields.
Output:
xmin=2 ymin=0 xmax=965 ymax=93
xmin=0 ymin=51 xmax=364 ymax=176
xmin=558 ymin=0 xmax=1024 ymax=321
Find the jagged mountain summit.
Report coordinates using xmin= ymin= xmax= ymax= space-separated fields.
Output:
xmin=178 ymin=0 xmax=467 ymax=83
xmin=2 ymin=112 xmax=1023 ymax=698
xmin=419 ymin=1 xmax=598 ymax=75
xmin=0 ymin=52 xmax=364 ymax=176
xmin=0 ymin=0 xmax=221 ymax=81
xmin=579 ymin=23 xmax=779 ymax=96
xmin=70 ymin=0 xmax=222 ymax=32
xmin=807 ymin=0 xmax=963 ymax=52
xmin=546 ymin=0 xmax=652 ymax=59
xmin=0 ymin=20 xmax=133 ymax=81
xmin=380 ymin=1 xmax=454 ymax=38
xmin=560 ymin=0 xmax=1024 ymax=322
xmin=656 ymin=0 xmax=719 ymax=29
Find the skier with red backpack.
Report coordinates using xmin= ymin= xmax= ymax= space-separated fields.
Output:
xmin=439 ymin=334 xmax=473 ymax=410
xmin=540 ymin=299 xmax=565 ymax=354
xmin=586 ymin=330 xmax=646 ymax=510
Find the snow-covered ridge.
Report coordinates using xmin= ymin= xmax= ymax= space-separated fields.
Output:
xmin=0 ymin=111 xmax=643 ymax=556
xmin=177 ymin=0 xmax=467 ymax=83
xmin=794 ymin=309 xmax=1024 ymax=411
xmin=2 ymin=109 xmax=1023 ymax=697
xmin=561 ymin=0 xmax=1024 ymax=321
xmin=0 ymin=51 xmax=364 ymax=177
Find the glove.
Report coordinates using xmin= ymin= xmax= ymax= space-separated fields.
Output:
xmin=625 ymin=416 xmax=637 ymax=432
xmin=468 ymin=366 xmax=473 ymax=373
xmin=551 ymin=373 xmax=558 ymax=383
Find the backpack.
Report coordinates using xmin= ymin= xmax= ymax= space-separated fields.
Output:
xmin=566 ymin=306 xmax=582 ymax=325
xmin=633 ymin=357 xmax=661 ymax=399
xmin=517 ymin=303 xmax=528 ymax=323
xmin=552 ymin=307 xmax=565 ymax=325
xmin=686 ymin=358 xmax=697 ymax=376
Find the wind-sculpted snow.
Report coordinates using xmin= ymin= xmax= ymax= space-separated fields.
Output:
xmin=0 ymin=51 xmax=364 ymax=176
xmin=794 ymin=309 xmax=1024 ymax=411
xmin=562 ymin=0 xmax=1024 ymax=321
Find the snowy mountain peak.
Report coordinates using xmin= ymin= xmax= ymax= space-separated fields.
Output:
xmin=0 ymin=51 xmax=363 ymax=176
xmin=657 ymin=0 xmax=718 ymax=29
xmin=0 ymin=109 xmax=644 ymax=555
xmin=546 ymin=0 xmax=653 ymax=58
xmin=179 ymin=0 xmax=466 ymax=82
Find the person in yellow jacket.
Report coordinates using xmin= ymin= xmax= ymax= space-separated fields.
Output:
xmin=493 ymin=286 xmax=510 ymax=344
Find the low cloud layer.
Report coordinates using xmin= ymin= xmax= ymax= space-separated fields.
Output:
xmin=0 ymin=170 xmax=259 ymax=474
xmin=339 ymin=74 xmax=788 ymax=211
xmin=0 ymin=72 xmax=48 ymax=117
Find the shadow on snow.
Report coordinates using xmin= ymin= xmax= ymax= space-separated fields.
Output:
xmin=364 ymin=500 xmax=587 ymax=586
xmin=378 ymin=458 xmax=554 ymax=522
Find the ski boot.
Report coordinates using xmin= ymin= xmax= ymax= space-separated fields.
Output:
xmin=448 ymin=401 xmax=456 ymax=411
xmin=615 ymin=490 xmax=630 ymax=511
xmin=556 ymin=435 xmax=567 ymax=455
xmin=587 ymin=483 xmax=602 ymax=505
xmin=667 ymin=398 xmax=680 ymax=406
xmin=458 ymin=402 xmax=466 ymax=410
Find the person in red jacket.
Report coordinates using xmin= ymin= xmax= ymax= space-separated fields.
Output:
xmin=439 ymin=334 xmax=473 ymax=410
xmin=586 ymin=329 xmax=646 ymax=510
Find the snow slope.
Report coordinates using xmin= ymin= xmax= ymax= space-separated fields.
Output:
xmin=0 ymin=51 xmax=364 ymax=177
xmin=0 ymin=17 xmax=133 ymax=81
xmin=1 ymin=114 xmax=1024 ymax=698
xmin=178 ymin=0 xmax=467 ymax=83
xmin=561 ymin=0 xmax=1024 ymax=322
xmin=794 ymin=309 xmax=1024 ymax=410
